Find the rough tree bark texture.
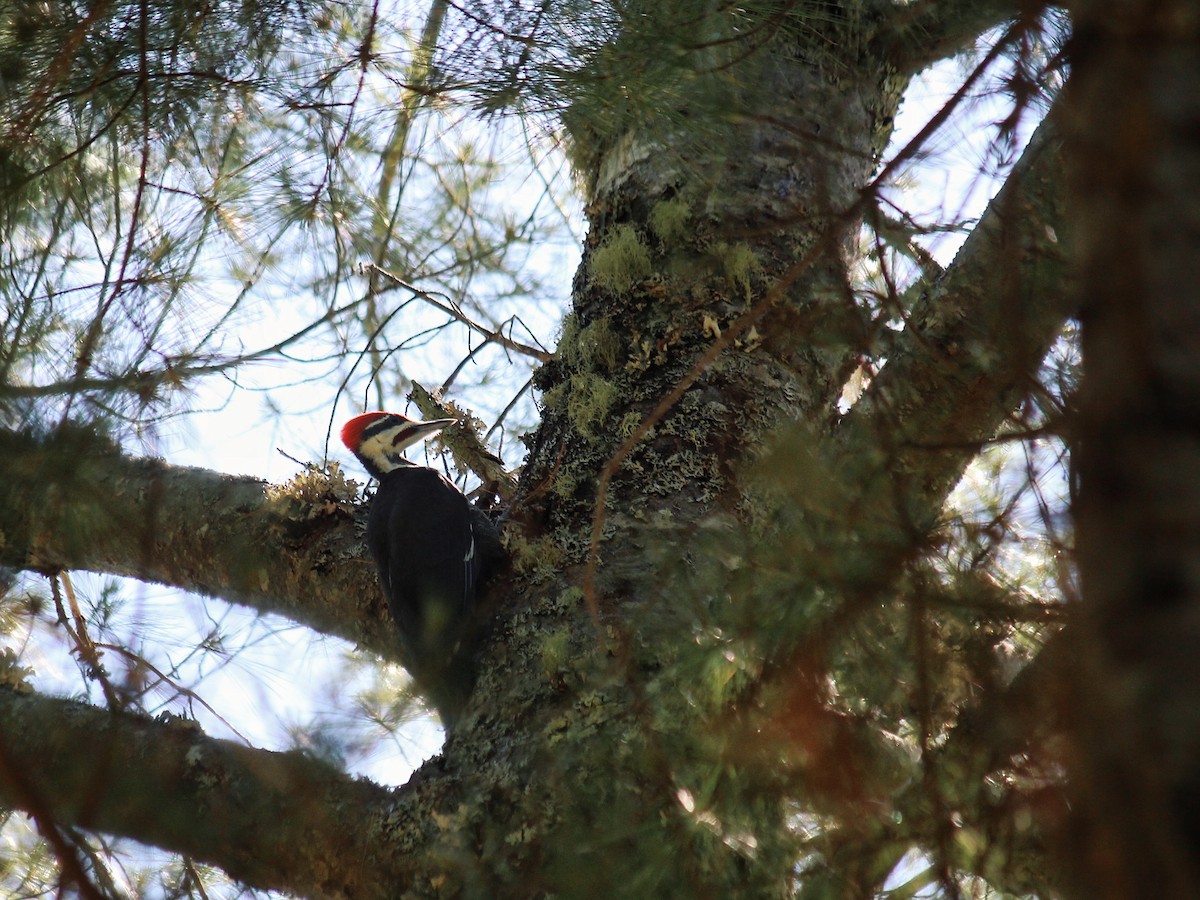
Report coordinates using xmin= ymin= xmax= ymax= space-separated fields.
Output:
xmin=1068 ymin=0 xmax=1200 ymax=895
xmin=0 ymin=4 xmax=1091 ymax=898
xmin=0 ymin=427 xmax=396 ymax=656
xmin=0 ymin=691 xmax=401 ymax=895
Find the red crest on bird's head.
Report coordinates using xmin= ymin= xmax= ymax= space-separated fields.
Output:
xmin=340 ymin=411 xmax=393 ymax=452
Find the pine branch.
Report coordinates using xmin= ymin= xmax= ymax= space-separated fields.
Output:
xmin=0 ymin=688 xmax=418 ymax=898
xmin=837 ymin=113 xmax=1073 ymax=524
xmin=0 ymin=426 xmax=402 ymax=660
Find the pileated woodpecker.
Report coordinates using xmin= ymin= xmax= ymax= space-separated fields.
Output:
xmin=341 ymin=411 xmax=498 ymax=726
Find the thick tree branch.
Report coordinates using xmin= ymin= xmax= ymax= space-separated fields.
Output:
xmin=776 ymin=115 xmax=1075 ymax=897
xmin=880 ymin=0 xmax=1025 ymax=76
xmin=0 ymin=687 xmax=417 ymax=898
xmin=0 ymin=427 xmax=402 ymax=660
xmin=760 ymin=118 xmax=1071 ymax=654
xmin=837 ymin=113 xmax=1072 ymax=523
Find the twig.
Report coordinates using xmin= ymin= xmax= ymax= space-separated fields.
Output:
xmin=364 ymin=263 xmax=553 ymax=362
xmin=52 ymin=574 xmax=122 ymax=709
xmin=409 ymin=382 xmax=517 ymax=501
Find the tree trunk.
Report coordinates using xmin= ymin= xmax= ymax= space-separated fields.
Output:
xmin=1067 ymin=0 xmax=1200 ymax=894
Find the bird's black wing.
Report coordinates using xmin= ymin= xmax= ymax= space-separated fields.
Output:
xmin=369 ymin=467 xmax=475 ymax=660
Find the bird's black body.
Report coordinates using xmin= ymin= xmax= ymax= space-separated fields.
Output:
xmin=367 ymin=464 xmax=479 ymax=670
xmin=342 ymin=410 xmax=500 ymax=727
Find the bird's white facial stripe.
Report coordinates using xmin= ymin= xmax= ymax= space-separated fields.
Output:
xmin=357 ymin=430 xmax=406 ymax=474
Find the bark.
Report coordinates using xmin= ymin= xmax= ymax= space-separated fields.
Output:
xmin=0 ymin=426 xmax=401 ymax=660
xmin=1066 ymin=0 xmax=1200 ymax=894
xmin=0 ymin=687 xmax=410 ymax=898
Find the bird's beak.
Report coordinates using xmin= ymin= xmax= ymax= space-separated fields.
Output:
xmin=397 ymin=417 xmax=457 ymax=449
